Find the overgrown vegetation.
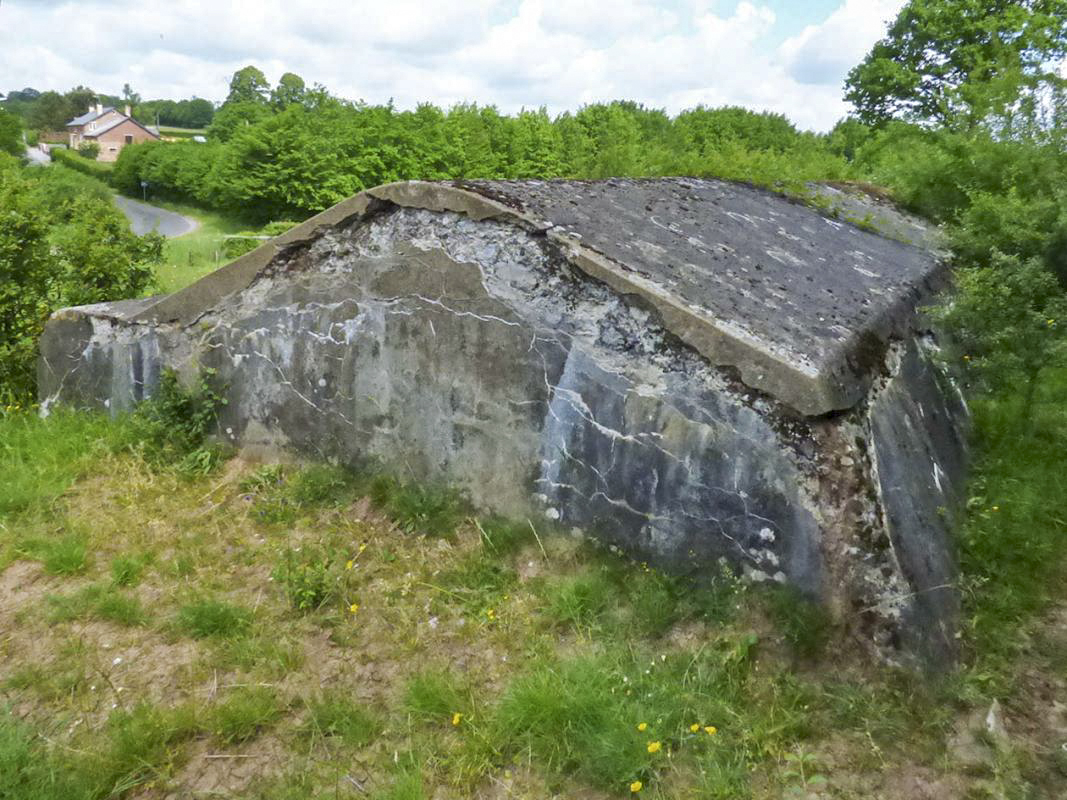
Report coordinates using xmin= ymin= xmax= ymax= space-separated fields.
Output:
xmin=3 ymin=1 xmax=1067 ymax=796
xmin=0 ymin=157 xmax=161 ymax=404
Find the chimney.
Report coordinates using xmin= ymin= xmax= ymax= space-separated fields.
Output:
xmin=94 ymin=103 xmax=102 ymax=115
xmin=124 ymin=104 xmax=131 ymax=117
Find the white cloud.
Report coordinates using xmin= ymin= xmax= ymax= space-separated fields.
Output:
xmin=779 ymin=0 xmax=904 ymax=86
xmin=0 ymin=0 xmax=899 ymax=130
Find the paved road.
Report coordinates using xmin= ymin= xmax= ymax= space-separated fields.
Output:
xmin=23 ymin=144 xmax=50 ymax=166
xmin=113 ymin=195 xmax=199 ymax=238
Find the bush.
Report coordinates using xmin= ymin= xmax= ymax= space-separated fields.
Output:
xmin=76 ymin=142 xmax=99 ymax=160
xmin=50 ymin=146 xmax=112 ymax=180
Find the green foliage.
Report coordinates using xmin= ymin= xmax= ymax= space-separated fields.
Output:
xmin=490 ymin=642 xmax=785 ymax=794
xmin=177 ymin=598 xmax=253 ymax=639
xmin=370 ymin=476 xmax=467 ymax=538
xmin=845 ymin=0 xmax=1067 ymax=128
xmin=120 ymin=368 xmax=226 ymax=470
xmin=50 ymin=146 xmax=114 ymax=179
xmin=0 ymin=109 xmax=21 ymax=157
xmin=107 ymin=67 xmax=854 ymax=222
xmin=76 ymin=141 xmax=100 ymax=160
xmin=0 ymin=712 xmax=90 ymax=800
xmin=221 ymin=220 xmax=298 ymax=259
xmin=0 ymin=158 xmax=157 ymax=402
xmin=272 ymin=546 xmax=335 ymax=612
xmin=929 ymin=253 xmax=1067 ymax=421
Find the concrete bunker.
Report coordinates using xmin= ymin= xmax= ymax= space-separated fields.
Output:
xmin=38 ymin=178 xmax=967 ymax=667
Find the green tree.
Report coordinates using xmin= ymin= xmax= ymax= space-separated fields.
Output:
xmin=0 ymin=109 xmax=22 ymax=156
xmin=271 ymin=72 xmax=307 ymax=110
xmin=845 ymin=0 xmax=1067 ymax=128
xmin=225 ymin=66 xmax=271 ymax=106
xmin=28 ymin=91 xmax=70 ymax=131
xmin=930 ymin=253 xmax=1067 ymax=426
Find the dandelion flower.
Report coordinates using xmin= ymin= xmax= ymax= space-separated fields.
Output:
xmin=637 ymin=722 xmax=648 ymax=732
xmin=690 ymin=723 xmax=700 ymax=733
xmin=346 ymin=560 xmax=355 ymax=570
xmin=630 ymin=780 xmax=643 ymax=793
xmin=452 ymin=712 xmax=463 ymax=726
xmin=647 ymin=741 xmax=662 ymax=754
xmin=349 ymin=603 xmax=359 ymax=614
xmin=704 ymin=726 xmax=717 ymax=736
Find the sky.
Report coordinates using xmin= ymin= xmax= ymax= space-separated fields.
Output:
xmin=0 ymin=0 xmax=906 ymax=131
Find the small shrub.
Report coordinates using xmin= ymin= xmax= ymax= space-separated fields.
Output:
xmin=212 ymin=687 xmax=283 ymax=743
xmin=177 ymin=599 xmax=252 ymax=639
xmin=304 ymin=693 xmax=382 ymax=746
xmin=121 ymin=369 xmax=227 ymax=469
xmin=272 ymin=547 xmax=335 ymax=612
xmin=76 ymin=142 xmax=100 ymax=160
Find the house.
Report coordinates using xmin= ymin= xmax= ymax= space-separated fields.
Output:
xmin=66 ymin=104 xmax=160 ymax=162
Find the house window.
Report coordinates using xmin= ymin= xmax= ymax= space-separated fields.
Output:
xmin=125 ymin=135 xmax=133 ymax=144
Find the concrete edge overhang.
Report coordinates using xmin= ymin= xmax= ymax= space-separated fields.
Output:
xmin=100 ymin=180 xmax=942 ymax=417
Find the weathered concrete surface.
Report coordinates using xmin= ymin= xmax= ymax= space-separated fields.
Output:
xmin=38 ymin=179 xmax=967 ymax=667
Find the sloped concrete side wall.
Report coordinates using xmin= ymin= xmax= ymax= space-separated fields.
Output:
xmin=38 ymin=206 xmax=966 ymax=667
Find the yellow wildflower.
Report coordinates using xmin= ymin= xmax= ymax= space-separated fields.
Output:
xmin=349 ymin=603 xmax=359 ymax=614
xmin=689 ymin=723 xmax=700 ymax=733
xmin=647 ymin=741 xmax=662 ymax=754
xmin=359 ymin=543 xmax=367 ymax=552
xmin=704 ymin=726 xmax=717 ymax=736
xmin=637 ymin=722 xmax=648 ymax=732
xmin=992 ymin=506 xmax=999 ymax=511
xmin=345 ymin=560 xmax=354 ymax=570
xmin=630 ymin=780 xmax=643 ymax=793
xmin=452 ymin=712 xmax=463 ymax=726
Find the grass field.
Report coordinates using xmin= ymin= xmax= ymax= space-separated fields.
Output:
xmin=149 ymin=201 xmax=254 ymax=294
xmin=1 ymin=386 xmax=1065 ymax=798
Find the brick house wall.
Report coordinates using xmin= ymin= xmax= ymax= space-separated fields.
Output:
xmin=93 ymin=118 xmax=162 ymax=162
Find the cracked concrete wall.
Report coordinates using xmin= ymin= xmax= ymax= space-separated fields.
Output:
xmin=39 ymin=185 xmax=967 ymax=668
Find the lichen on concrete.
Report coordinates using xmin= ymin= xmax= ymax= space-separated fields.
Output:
xmin=38 ymin=179 xmax=968 ymax=667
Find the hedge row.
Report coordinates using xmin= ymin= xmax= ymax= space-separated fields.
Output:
xmin=50 ymin=147 xmax=114 ymax=180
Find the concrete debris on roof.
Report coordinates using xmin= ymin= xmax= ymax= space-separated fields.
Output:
xmin=37 ymin=178 xmax=968 ymax=668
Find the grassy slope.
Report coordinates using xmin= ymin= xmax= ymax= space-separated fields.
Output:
xmin=1 ymin=390 xmax=1066 ymax=798
xmin=148 ymin=200 xmax=250 ymax=294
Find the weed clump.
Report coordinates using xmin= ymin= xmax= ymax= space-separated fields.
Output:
xmin=177 ymin=598 xmax=253 ymax=639
xmin=47 ymin=584 xmax=147 ymax=626
xmin=404 ymin=670 xmax=465 ymax=722
xmin=304 ymin=693 xmax=383 ymax=746
xmin=212 ymin=687 xmax=283 ymax=743
xmin=119 ymin=368 xmax=227 ymax=475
